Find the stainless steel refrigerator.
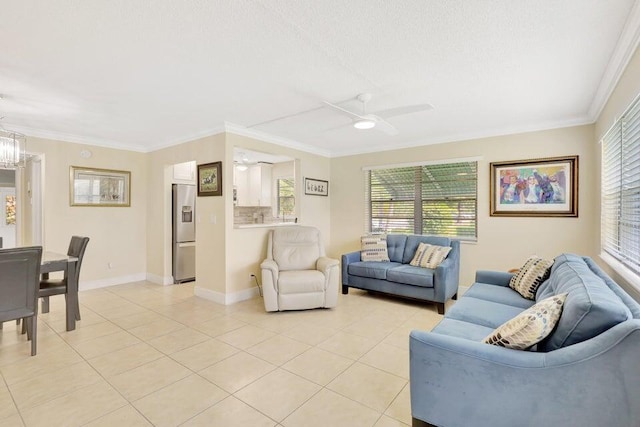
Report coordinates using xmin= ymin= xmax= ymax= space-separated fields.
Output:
xmin=172 ymin=184 xmax=196 ymax=283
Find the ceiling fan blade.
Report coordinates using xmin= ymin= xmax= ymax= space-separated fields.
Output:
xmin=375 ymin=103 xmax=434 ymax=119
xmin=372 ymin=117 xmax=399 ymax=136
xmin=322 ymin=100 xmax=368 ymax=120
xmin=248 ymin=105 xmax=325 ymax=128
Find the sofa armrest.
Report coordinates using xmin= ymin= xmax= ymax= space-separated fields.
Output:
xmin=475 ymin=270 xmax=514 ymax=287
xmin=341 ymin=251 xmax=361 ymax=285
xmin=432 ymin=240 xmax=460 ymax=302
xmin=410 ymin=321 xmax=640 ymax=427
xmin=317 ymin=256 xmax=339 ymax=275
xmin=261 ymin=259 xmax=279 ymax=311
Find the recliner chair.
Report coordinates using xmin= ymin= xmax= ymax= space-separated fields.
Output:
xmin=261 ymin=226 xmax=339 ymax=312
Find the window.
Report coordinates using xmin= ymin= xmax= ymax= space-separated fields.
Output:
xmin=601 ymin=94 xmax=640 ymax=281
xmin=365 ymin=160 xmax=477 ymax=239
xmin=277 ymin=178 xmax=295 ymax=217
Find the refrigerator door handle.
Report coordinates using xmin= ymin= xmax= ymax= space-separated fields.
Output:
xmin=177 ymin=242 xmax=196 ymax=248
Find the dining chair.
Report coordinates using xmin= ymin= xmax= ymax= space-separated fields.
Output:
xmin=39 ymin=236 xmax=90 ymax=320
xmin=0 ymin=246 xmax=43 ymax=356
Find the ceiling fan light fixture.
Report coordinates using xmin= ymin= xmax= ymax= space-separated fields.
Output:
xmin=353 ymin=119 xmax=376 ymax=130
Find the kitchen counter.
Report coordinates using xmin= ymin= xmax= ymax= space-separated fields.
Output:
xmin=234 ymin=222 xmax=298 ymax=229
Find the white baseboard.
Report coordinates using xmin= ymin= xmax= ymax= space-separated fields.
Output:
xmin=146 ymin=273 xmax=174 ymax=286
xmin=194 ymin=285 xmax=261 ymax=305
xmin=79 ymin=273 xmax=147 ymax=291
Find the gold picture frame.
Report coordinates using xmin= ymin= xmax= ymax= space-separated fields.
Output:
xmin=490 ymin=156 xmax=578 ymax=217
xmin=70 ymin=166 xmax=131 ymax=207
xmin=197 ymin=161 xmax=223 ymax=196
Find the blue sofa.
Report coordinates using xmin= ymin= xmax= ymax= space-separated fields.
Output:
xmin=410 ymin=254 xmax=640 ymax=427
xmin=341 ymin=234 xmax=460 ymax=314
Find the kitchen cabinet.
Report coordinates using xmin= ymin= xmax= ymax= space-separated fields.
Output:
xmin=173 ymin=161 xmax=195 ymax=182
xmin=235 ymin=163 xmax=272 ymax=206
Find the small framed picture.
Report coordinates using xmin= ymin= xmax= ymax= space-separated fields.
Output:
xmin=197 ymin=161 xmax=222 ymax=197
xmin=490 ymin=155 xmax=578 ymax=217
xmin=305 ymin=178 xmax=329 ymax=196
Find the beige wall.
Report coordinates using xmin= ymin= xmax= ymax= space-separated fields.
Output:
xmin=329 ymin=125 xmax=597 ymax=286
xmin=23 ymin=137 xmax=147 ymax=286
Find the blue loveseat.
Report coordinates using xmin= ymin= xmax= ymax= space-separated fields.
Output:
xmin=410 ymin=254 xmax=640 ymax=427
xmin=341 ymin=234 xmax=460 ymax=314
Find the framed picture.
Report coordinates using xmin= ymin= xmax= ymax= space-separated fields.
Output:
xmin=197 ymin=161 xmax=222 ymax=196
xmin=490 ymin=156 xmax=578 ymax=217
xmin=305 ymin=177 xmax=329 ymax=196
xmin=70 ymin=166 xmax=131 ymax=207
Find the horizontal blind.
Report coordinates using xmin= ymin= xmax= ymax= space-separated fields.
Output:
xmin=601 ymin=94 xmax=640 ymax=277
xmin=365 ymin=161 xmax=477 ymax=238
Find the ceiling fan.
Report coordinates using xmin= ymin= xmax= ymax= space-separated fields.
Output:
xmin=323 ymin=93 xmax=434 ymax=136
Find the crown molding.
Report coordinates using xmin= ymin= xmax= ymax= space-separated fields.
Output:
xmin=223 ymin=122 xmax=331 ymax=158
xmin=588 ymin=1 xmax=640 ymax=121
xmin=145 ymin=125 xmax=227 ymax=152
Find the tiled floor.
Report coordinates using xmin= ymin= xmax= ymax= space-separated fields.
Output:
xmin=0 ymin=281 xmax=446 ymax=427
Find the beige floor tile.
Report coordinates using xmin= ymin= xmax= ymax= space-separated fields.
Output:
xmin=246 ymin=335 xmax=311 ymax=366
xmin=282 ymin=321 xmax=339 ymax=346
xmin=132 ymin=374 xmax=227 ymax=427
xmin=147 ymin=328 xmax=209 ymax=354
xmin=128 ymin=318 xmax=186 ymax=341
xmin=282 ymin=347 xmax=353 ymax=386
xmin=360 ymin=343 xmax=410 ymax=379
xmin=384 ymin=383 xmax=412 ymax=425
xmin=59 ymin=321 xmax=122 ymax=345
xmin=199 ymin=351 xmax=275 ymax=393
xmin=327 ymin=362 xmax=407 ymax=413
xmin=0 ymin=413 xmax=24 ymax=427
xmin=342 ymin=318 xmax=397 ymax=341
xmin=192 ymin=315 xmax=247 ymax=337
xmin=91 ymin=302 xmax=150 ymax=320
xmin=110 ymin=311 xmax=168 ymax=330
xmin=216 ymin=325 xmax=275 ymax=350
xmin=10 ymin=362 xmax=102 ymax=411
xmin=71 ymin=330 xmax=141 ymax=359
xmin=235 ymin=368 xmax=321 ymax=422
xmin=318 ymin=331 xmax=378 ymax=360
xmin=182 ymin=395 xmax=276 ymax=427
xmin=0 ymin=344 xmax=83 ymax=385
xmin=0 ymin=383 xmax=19 ymax=420
xmin=108 ymin=356 xmax=192 ymax=401
xmin=170 ymin=338 xmax=239 ymax=371
xmin=158 ymin=307 xmax=222 ymax=325
xmin=282 ymin=388 xmax=380 ymax=427
xmin=374 ymin=415 xmax=410 ymax=426
xmin=21 ymin=381 xmax=127 ymax=427
xmin=88 ymin=342 xmax=163 ymax=377
xmin=84 ymin=405 xmax=152 ymax=426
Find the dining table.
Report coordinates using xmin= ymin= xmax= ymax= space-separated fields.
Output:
xmin=41 ymin=251 xmax=79 ymax=331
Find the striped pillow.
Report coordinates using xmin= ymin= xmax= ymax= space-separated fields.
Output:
xmin=509 ymin=256 xmax=553 ymax=300
xmin=409 ymin=243 xmax=452 ymax=269
xmin=361 ymin=235 xmax=390 ymax=262
xmin=483 ymin=293 xmax=567 ymax=350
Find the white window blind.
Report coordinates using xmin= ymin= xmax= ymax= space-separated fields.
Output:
xmin=365 ymin=161 xmax=477 ymax=239
xmin=601 ymin=94 xmax=640 ymax=278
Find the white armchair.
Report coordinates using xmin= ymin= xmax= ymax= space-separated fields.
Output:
xmin=261 ymin=226 xmax=339 ymax=312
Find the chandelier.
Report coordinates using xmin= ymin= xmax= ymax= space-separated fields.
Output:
xmin=0 ymin=129 xmax=26 ymax=169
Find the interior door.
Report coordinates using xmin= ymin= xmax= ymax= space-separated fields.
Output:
xmin=0 ymin=187 xmax=16 ymax=248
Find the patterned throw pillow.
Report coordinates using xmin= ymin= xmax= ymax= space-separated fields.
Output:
xmin=409 ymin=242 xmax=452 ymax=269
xmin=361 ymin=234 xmax=390 ymax=262
xmin=483 ymin=293 xmax=567 ymax=350
xmin=509 ymin=256 xmax=553 ymax=300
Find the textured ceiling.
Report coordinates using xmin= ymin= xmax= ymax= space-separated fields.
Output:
xmin=1 ymin=0 xmax=639 ymax=157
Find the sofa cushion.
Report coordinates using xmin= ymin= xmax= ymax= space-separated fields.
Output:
xmin=278 ymin=270 xmax=325 ymax=294
xmin=537 ymin=254 xmax=632 ymax=351
xmin=348 ymin=261 xmax=402 ymax=280
xmin=445 ymin=297 xmax=526 ymax=329
xmin=483 ymin=293 xmax=567 ymax=350
xmin=409 ymin=243 xmax=452 ymax=269
xmin=386 ymin=234 xmax=407 ymax=263
xmin=464 ymin=283 xmax=536 ymax=309
xmin=387 ymin=265 xmax=435 ymax=288
xmin=361 ymin=235 xmax=390 ymax=262
xmin=402 ymin=235 xmax=451 ymax=264
xmin=509 ymin=256 xmax=553 ymax=300
xmin=432 ymin=318 xmax=496 ymax=341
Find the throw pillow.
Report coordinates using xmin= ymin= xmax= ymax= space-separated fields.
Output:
xmin=361 ymin=234 xmax=390 ymax=262
xmin=509 ymin=256 xmax=553 ymax=300
xmin=483 ymin=293 xmax=567 ymax=350
xmin=409 ymin=242 xmax=452 ymax=269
